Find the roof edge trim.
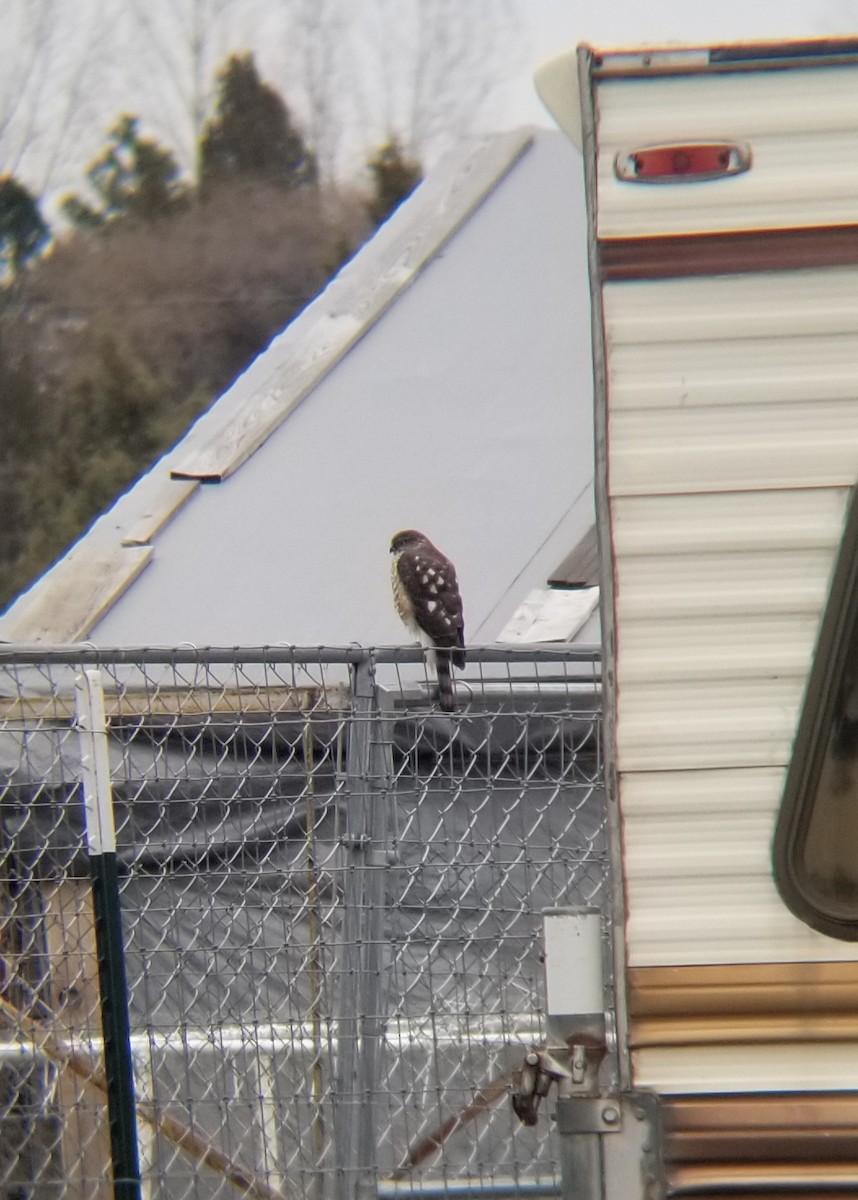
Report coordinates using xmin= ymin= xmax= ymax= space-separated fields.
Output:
xmin=0 ymin=546 xmax=153 ymax=643
xmin=587 ymin=36 xmax=858 ymax=78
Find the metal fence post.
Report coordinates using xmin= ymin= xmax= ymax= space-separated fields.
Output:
xmin=355 ymin=687 xmax=394 ymax=1200
xmin=75 ymin=669 xmax=142 ymax=1200
xmin=336 ymin=654 xmax=392 ymax=1200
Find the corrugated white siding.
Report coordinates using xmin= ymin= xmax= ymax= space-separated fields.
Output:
xmin=622 ymin=767 xmax=858 ymax=965
xmin=607 ymin=270 xmax=858 ymax=494
xmin=596 ymin=66 xmax=858 ymax=235
xmin=594 ymin=47 xmax=858 ymax=1098
xmin=634 ymin=1043 xmax=858 ymax=1094
xmin=607 ymin=268 xmax=858 ymax=967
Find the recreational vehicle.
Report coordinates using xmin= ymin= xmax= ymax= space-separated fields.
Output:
xmin=530 ymin=35 xmax=858 ymax=1199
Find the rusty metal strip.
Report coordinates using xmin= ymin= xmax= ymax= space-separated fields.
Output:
xmin=633 ymin=1013 xmax=858 ymax=1047
xmin=599 ymin=225 xmax=858 ymax=281
xmin=669 ymin=1159 xmax=858 ymax=1192
xmin=631 ymin=962 xmax=858 ymax=1050
xmin=662 ymin=1093 xmax=858 ymax=1195
xmin=632 ymin=968 xmax=858 ymax=1190
xmin=630 ymin=961 xmax=858 ymax=1019
xmin=669 ymin=1129 xmax=858 ymax=1165
xmin=665 ymin=1093 xmax=858 ymax=1131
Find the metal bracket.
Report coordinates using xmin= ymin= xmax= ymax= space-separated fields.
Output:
xmin=554 ymin=1096 xmax=623 ymax=1134
xmin=553 ymin=1093 xmax=663 ymax=1200
xmin=510 ymin=1039 xmax=664 ymax=1196
xmin=603 ymin=1093 xmax=663 ymax=1200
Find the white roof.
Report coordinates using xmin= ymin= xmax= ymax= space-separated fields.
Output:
xmin=0 ymin=128 xmax=595 ymax=647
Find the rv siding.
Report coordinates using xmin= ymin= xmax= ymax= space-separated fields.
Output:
xmin=607 ymin=267 xmax=858 ymax=969
xmin=605 ymin=270 xmax=858 ymax=495
xmin=588 ymin=49 xmax=858 ymax=1116
xmin=594 ymin=67 xmax=858 ymax=236
xmin=605 ymin=269 xmax=858 ymax=942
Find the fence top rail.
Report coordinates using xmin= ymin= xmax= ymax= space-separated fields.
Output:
xmin=0 ymin=643 xmax=602 ymax=668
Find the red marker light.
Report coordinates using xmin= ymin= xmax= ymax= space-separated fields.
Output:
xmin=615 ymin=142 xmax=751 ymax=183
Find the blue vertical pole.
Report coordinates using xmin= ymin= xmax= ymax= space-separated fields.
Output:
xmin=76 ymin=669 xmax=141 ymax=1200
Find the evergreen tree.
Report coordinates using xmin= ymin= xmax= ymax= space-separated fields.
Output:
xmin=200 ymin=53 xmax=316 ymax=190
xmin=0 ymin=177 xmax=49 ymax=276
xmin=366 ymin=140 xmax=422 ymax=227
xmin=62 ymin=115 xmax=188 ymax=229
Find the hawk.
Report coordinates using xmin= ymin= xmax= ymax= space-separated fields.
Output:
xmin=390 ymin=529 xmax=466 ymax=712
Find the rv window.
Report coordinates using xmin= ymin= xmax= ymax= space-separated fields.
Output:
xmin=774 ymin=485 xmax=858 ymax=939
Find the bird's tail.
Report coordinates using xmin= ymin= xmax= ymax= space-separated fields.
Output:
xmin=435 ymin=649 xmax=456 ymax=713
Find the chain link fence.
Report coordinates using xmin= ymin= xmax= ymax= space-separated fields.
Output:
xmin=0 ymin=645 xmax=606 ymax=1200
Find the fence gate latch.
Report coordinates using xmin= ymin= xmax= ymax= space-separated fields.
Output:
xmin=510 ymin=908 xmax=664 ymax=1198
xmin=511 ymin=1049 xmax=571 ymax=1126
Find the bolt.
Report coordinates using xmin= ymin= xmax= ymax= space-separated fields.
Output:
xmin=602 ymin=1104 xmax=620 ymax=1126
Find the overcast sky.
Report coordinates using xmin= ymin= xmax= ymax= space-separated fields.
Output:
xmin=2 ymin=0 xmax=852 ymax=207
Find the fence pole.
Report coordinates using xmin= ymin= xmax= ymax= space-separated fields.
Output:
xmin=75 ymin=669 xmax=142 ymax=1200
xmin=355 ymin=688 xmax=394 ymax=1200
xmin=336 ymin=654 xmax=390 ymax=1200
xmin=336 ymin=655 xmax=371 ymax=1200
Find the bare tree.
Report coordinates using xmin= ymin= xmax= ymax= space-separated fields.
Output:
xmin=358 ymin=0 xmax=524 ymax=162
xmin=256 ymin=0 xmax=523 ymax=183
xmin=0 ymin=0 xmax=112 ymax=197
xmin=274 ymin=0 xmax=351 ymax=184
xmin=0 ymin=0 xmax=522 ymax=206
xmin=124 ymin=0 xmax=257 ymax=179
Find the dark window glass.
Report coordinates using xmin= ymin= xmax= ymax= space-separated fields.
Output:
xmin=774 ymin=485 xmax=858 ymax=939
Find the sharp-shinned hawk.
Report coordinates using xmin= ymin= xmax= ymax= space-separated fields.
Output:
xmin=390 ymin=529 xmax=466 ymax=712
